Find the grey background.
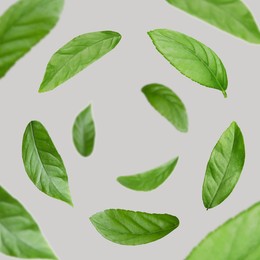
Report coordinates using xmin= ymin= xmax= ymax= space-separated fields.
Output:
xmin=1 ymin=0 xmax=260 ymax=259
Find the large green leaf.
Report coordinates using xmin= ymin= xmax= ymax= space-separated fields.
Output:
xmin=22 ymin=121 xmax=73 ymax=206
xmin=202 ymin=122 xmax=245 ymax=209
xmin=72 ymin=105 xmax=95 ymax=157
xmin=0 ymin=186 xmax=57 ymax=259
xmin=148 ymin=29 xmax=228 ymax=97
xmin=0 ymin=0 xmax=64 ymax=78
xmin=90 ymin=209 xmax=179 ymax=245
xmin=187 ymin=202 xmax=260 ymax=259
xmin=39 ymin=31 xmax=122 ymax=92
xmin=117 ymin=157 xmax=179 ymax=191
xmin=142 ymin=83 xmax=188 ymax=132
xmin=166 ymin=0 xmax=260 ymax=44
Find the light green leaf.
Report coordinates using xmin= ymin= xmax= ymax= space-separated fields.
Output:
xmin=148 ymin=29 xmax=228 ymax=97
xmin=187 ymin=202 xmax=260 ymax=260
xmin=117 ymin=157 xmax=179 ymax=191
xmin=0 ymin=186 xmax=57 ymax=259
xmin=202 ymin=121 xmax=245 ymax=209
xmin=22 ymin=120 xmax=73 ymax=206
xmin=0 ymin=0 xmax=64 ymax=78
xmin=90 ymin=209 xmax=179 ymax=245
xmin=73 ymin=104 xmax=95 ymax=157
xmin=166 ymin=0 xmax=260 ymax=44
xmin=142 ymin=83 xmax=188 ymax=132
xmin=39 ymin=31 xmax=122 ymax=92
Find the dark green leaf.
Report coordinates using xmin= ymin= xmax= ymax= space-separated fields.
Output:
xmin=73 ymin=104 xmax=95 ymax=157
xmin=187 ymin=202 xmax=260 ymax=259
xmin=22 ymin=121 xmax=73 ymax=206
xmin=0 ymin=186 xmax=57 ymax=259
xmin=117 ymin=157 xmax=179 ymax=191
xmin=90 ymin=209 xmax=179 ymax=245
xmin=0 ymin=0 xmax=64 ymax=78
xmin=39 ymin=31 xmax=122 ymax=92
xmin=166 ymin=0 xmax=260 ymax=44
xmin=142 ymin=83 xmax=188 ymax=132
xmin=202 ymin=121 xmax=245 ymax=209
xmin=148 ymin=29 xmax=228 ymax=97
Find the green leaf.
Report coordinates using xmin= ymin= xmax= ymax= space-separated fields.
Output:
xmin=148 ymin=29 xmax=228 ymax=97
xmin=187 ymin=202 xmax=260 ymax=260
xmin=22 ymin=120 xmax=73 ymax=206
xmin=0 ymin=0 xmax=64 ymax=78
xmin=117 ymin=157 xmax=179 ymax=191
xmin=202 ymin=121 xmax=245 ymax=209
xmin=90 ymin=209 xmax=179 ymax=245
xmin=0 ymin=186 xmax=57 ymax=259
xmin=39 ymin=31 xmax=122 ymax=92
xmin=166 ymin=0 xmax=260 ymax=44
xmin=72 ymin=104 xmax=95 ymax=157
xmin=142 ymin=83 xmax=188 ymax=132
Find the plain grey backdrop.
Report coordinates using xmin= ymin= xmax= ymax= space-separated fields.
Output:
xmin=1 ymin=0 xmax=260 ymax=259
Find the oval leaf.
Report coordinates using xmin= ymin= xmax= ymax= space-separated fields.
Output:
xmin=39 ymin=31 xmax=122 ymax=92
xmin=72 ymin=105 xmax=95 ymax=157
xmin=0 ymin=186 xmax=57 ymax=259
xmin=202 ymin=121 xmax=245 ymax=209
xmin=0 ymin=0 xmax=64 ymax=78
xmin=148 ymin=29 xmax=228 ymax=97
xmin=22 ymin=120 xmax=73 ymax=206
xmin=187 ymin=202 xmax=260 ymax=259
xmin=166 ymin=0 xmax=260 ymax=44
xmin=90 ymin=209 xmax=179 ymax=245
xmin=142 ymin=83 xmax=188 ymax=132
xmin=117 ymin=157 xmax=179 ymax=191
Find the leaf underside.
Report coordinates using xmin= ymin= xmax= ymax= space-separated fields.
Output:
xmin=187 ymin=202 xmax=260 ymax=260
xmin=202 ymin=121 xmax=245 ymax=209
xmin=148 ymin=29 xmax=228 ymax=97
xmin=0 ymin=0 xmax=64 ymax=78
xmin=90 ymin=209 xmax=179 ymax=245
xmin=22 ymin=120 xmax=73 ymax=206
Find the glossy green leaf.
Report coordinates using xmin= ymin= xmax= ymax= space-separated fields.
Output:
xmin=22 ymin=121 xmax=73 ymax=206
xmin=73 ymin=104 xmax=95 ymax=157
xmin=117 ymin=157 xmax=179 ymax=191
xmin=0 ymin=186 xmax=57 ymax=259
xmin=202 ymin=121 xmax=245 ymax=209
xmin=90 ymin=209 xmax=179 ymax=245
xmin=187 ymin=202 xmax=260 ymax=260
xmin=39 ymin=31 xmax=122 ymax=92
xmin=142 ymin=83 xmax=188 ymax=132
xmin=0 ymin=0 xmax=64 ymax=78
xmin=148 ymin=29 xmax=228 ymax=97
xmin=166 ymin=0 xmax=260 ymax=44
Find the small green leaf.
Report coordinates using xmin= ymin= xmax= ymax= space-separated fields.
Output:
xmin=187 ymin=202 xmax=260 ymax=260
xmin=39 ymin=31 xmax=122 ymax=92
xmin=166 ymin=0 xmax=260 ymax=44
xmin=0 ymin=0 xmax=64 ymax=78
xmin=90 ymin=209 xmax=179 ymax=245
xmin=148 ymin=29 xmax=228 ymax=97
xmin=0 ymin=186 xmax=57 ymax=259
xmin=117 ymin=157 xmax=179 ymax=191
xmin=202 ymin=121 xmax=245 ymax=209
xmin=22 ymin=120 xmax=73 ymax=206
xmin=142 ymin=83 xmax=188 ymax=132
xmin=72 ymin=104 xmax=95 ymax=157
